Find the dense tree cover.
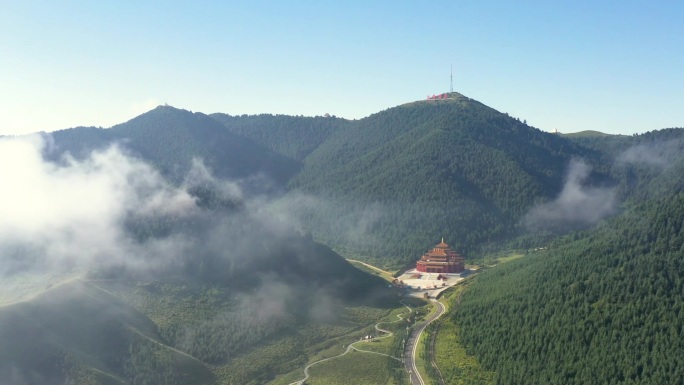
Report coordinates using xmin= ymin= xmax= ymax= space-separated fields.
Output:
xmin=0 ymin=195 xmax=394 ymax=385
xmin=214 ymin=100 xmax=684 ymax=269
xmin=567 ymin=128 xmax=684 ymax=201
xmin=49 ymin=106 xmax=301 ymax=188
xmin=433 ymin=283 xmax=494 ymax=385
xmin=210 ymin=113 xmax=346 ymax=161
xmin=285 ymin=94 xmax=608 ymax=265
xmin=110 ymin=182 xmax=389 ymax=297
xmin=453 ymin=192 xmax=684 ymax=384
xmin=123 ymin=334 xmax=181 ymax=385
xmin=5 ymin=94 xmax=684 ymax=384
xmin=0 ymin=281 xmax=214 ymax=385
xmin=107 ymin=280 xmax=397 ymax=384
xmin=44 ymin=100 xmax=683 ymax=269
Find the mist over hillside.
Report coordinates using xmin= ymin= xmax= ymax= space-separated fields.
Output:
xmin=454 ymin=181 xmax=684 ymax=384
xmin=215 ymin=93 xmax=682 ymax=266
xmin=0 ymin=128 xmax=390 ymax=293
xmin=1 ymin=94 xmax=682 ymax=384
xmin=0 ymin=132 xmax=390 ymax=384
xmin=47 ymin=106 xmax=302 ymax=190
xmin=13 ymin=96 xmax=684 ymax=269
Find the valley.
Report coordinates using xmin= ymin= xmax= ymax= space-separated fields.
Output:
xmin=0 ymin=93 xmax=682 ymax=384
xmin=4 ymin=1 xmax=684 ymax=383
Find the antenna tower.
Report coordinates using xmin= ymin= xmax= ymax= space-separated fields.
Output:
xmin=450 ymin=64 xmax=453 ymax=93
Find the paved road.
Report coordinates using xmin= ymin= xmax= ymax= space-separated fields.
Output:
xmin=404 ymin=298 xmax=446 ymax=385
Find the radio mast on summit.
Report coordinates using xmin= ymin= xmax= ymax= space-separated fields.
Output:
xmin=450 ymin=65 xmax=453 ymax=93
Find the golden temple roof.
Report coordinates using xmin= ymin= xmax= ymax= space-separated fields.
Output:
xmin=429 ymin=249 xmax=447 ymax=257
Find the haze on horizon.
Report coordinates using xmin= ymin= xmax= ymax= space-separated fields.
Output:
xmin=2 ymin=1 xmax=683 ymax=136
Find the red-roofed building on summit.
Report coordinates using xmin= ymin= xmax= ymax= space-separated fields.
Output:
xmin=415 ymin=239 xmax=465 ymax=274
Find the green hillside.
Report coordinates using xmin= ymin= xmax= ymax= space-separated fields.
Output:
xmin=285 ymin=93 xmax=606 ymax=266
xmin=210 ymin=113 xmax=346 ymax=161
xmin=567 ymin=128 xmax=684 ymax=200
xmin=0 ymin=280 xmax=214 ymax=385
xmin=209 ymin=100 xmax=683 ymax=269
xmin=50 ymin=106 xmax=301 ymax=187
xmin=452 ymin=190 xmax=684 ymax=384
xmin=0 ymin=235 xmax=395 ymax=385
xmin=45 ymin=97 xmax=624 ymax=268
xmin=44 ymin=100 xmax=684 ymax=270
xmin=560 ymin=130 xmax=613 ymax=138
xmin=4 ymin=95 xmax=684 ymax=384
xmin=0 ymin=175 xmax=395 ymax=384
xmin=440 ymin=129 xmax=684 ymax=384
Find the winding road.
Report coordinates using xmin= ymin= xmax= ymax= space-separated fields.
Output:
xmin=404 ymin=298 xmax=446 ymax=385
xmin=288 ymin=297 xmax=446 ymax=385
xmin=288 ymin=302 xmax=412 ymax=385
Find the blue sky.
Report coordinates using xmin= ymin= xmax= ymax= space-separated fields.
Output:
xmin=1 ymin=1 xmax=683 ymax=135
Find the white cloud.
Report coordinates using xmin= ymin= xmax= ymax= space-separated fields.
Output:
xmin=617 ymin=139 xmax=683 ymax=169
xmin=0 ymin=134 xmax=197 ymax=275
xmin=523 ymin=159 xmax=617 ymax=230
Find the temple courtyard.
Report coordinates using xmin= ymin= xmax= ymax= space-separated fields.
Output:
xmin=396 ymin=269 xmax=470 ymax=298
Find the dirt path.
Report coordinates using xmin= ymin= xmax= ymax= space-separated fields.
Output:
xmin=346 ymin=259 xmax=395 ymax=280
xmin=0 ymin=274 xmax=82 ymax=308
xmin=288 ymin=301 xmax=412 ymax=385
xmin=83 ymin=280 xmax=207 ymax=366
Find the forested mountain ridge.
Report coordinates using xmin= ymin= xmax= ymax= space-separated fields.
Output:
xmin=453 ymin=190 xmax=684 ymax=384
xmin=4 ymin=95 xmax=684 ymax=384
xmin=2 ymin=114 xmax=394 ymax=385
xmin=0 ymin=210 xmax=393 ymax=385
xmin=280 ymin=93 xmax=611 ymax=264
xmin=443 ymin=126 xmax=684 ymax=384
xmin=49 ymin=106 xmax=302 ymax=187
xmin=209 ymin=96 xmax=684 ymax=267
xmin=42 ymin=96 xmax=683 ymax=267
xmin=299 ymin=94 xmax=611 ymax=202
xmin=0 ymin=280 xmax=215 ymax=385
xmin=210 ymin=112 xmax=347 ymax=161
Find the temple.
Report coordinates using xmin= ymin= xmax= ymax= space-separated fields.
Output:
xmin=415 ymin=238 xmax=465 ymax=274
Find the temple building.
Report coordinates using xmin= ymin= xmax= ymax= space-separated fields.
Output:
xmin=415 ymin=238 xmax=465 ymax=274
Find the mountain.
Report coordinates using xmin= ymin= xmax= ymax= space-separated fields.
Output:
xmin=209 ymin=96 xmax=684 ymax=268
xmin=560 ymin=130 xmax=614 ymax=138
xmin=49 ymin=106 xmax=302 ymax=188
xmin=39 ymin=98 xmax=684 ymax=269
xmin=3 ymin=94 xmax=684 ymax=384
xmin=436 ymin=125 xmax=684 ymax=384
xmin=0 ymin=120 xmax=393 ymax=385
xmin=210 ymin=113 xmax=346 ymax=161
xmin=46 ymin=96 xmax=679 ymax=268
xmin=0 ymin=220 xmax=393 ymax=385
xmin=444 ymin=133 xmax=684 ymax=384
xmin=0 ymin=280 xmax=215 ymax=385
xmin=280 ymin=93 xmax=609 ymax=265
xmin=452 ymin=189 xmax=684 ymax=384
xmin=565 ymin=127 xmax=684 ymax=200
